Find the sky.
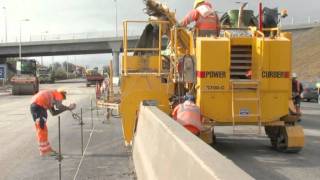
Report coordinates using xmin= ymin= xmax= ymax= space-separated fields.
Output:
xmin=1 ymin=0 xmax=319 ymax=68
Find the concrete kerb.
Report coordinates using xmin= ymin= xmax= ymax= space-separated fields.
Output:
xmin=133 ymin=104 xmax=253 ymax=180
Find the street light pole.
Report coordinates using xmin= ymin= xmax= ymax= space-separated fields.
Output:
xmin=19 ymin=19 xmax=30 ymax=60
xmin=41 ymin=30 xmax=48 ymax=41
xmin=2 ymin=7 xmax=7 ymax=43
xmin=113 ymin=0 xmax=118 ymax=37
xmin=40 ymin=31 xmax=48 ymax=65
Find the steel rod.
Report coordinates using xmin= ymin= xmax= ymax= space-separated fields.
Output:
xmin=80 ymin=108 xmax=84 ymax=156
xmin=58 ymin=116 xmax=62 ymax=180
xmin=96 ymin=105 xmax=99 ymax=117
xmin=91 ymin=99 xmax=93 ymax=129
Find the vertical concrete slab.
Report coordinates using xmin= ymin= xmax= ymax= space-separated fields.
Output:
xmin=133 ymin=105 xmax=253 ymax=180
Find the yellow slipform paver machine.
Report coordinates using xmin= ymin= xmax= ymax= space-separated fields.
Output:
xmin=116 ymin=0 xmax=304 ymax=153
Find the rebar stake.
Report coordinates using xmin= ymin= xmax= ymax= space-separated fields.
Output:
xmin=91 ymin=99 xmax=93 ymax=129
xmin=80 ymin=108 xmax=84 ymax=156
xmin=96 ymin=103 xmax=100 ymax=117
xmin=58 ymin=116 xmax=62 ymax=180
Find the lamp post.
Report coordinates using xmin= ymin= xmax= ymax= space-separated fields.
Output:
xmin=113 ymin=0 xmax=118 ymax=37
xmin=40 ymin=31 xmax=48 ymax=65
xmin=19 ymin=19 xmax=30 ymax=60
xmin=2 ymin=6 xmax=7 ymax=42
xmin=41 ymin=30 xmax=48 ymax=40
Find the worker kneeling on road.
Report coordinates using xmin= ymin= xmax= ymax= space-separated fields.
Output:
xmin=30 ymin=88 xmax=76 ymax=157
xmin=180 ymin=0 xmax=220 ymax=37
xmin=172 ymin=93 xmax=203 ymax=136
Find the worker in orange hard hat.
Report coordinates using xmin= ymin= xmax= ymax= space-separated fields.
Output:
xmin=172 ymin=93 xmax=203 ymax=136
xmin=30 ymin=88 xmax=76 ymax=157
xmin=180 ymin=0 xmax=220 ymax=37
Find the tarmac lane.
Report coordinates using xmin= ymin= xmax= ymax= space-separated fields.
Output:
xmin=0 ymin=82 xmax=134 ymax=180
xmin=213 ymin=102 xmax=320 ymax=180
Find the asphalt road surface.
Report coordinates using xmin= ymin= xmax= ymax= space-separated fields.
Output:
xmin=0 ymin=82 xmax=134 ymax=180
xmin=214 ymin=102 xmax=320 ymax=180
xmin=1 ymin=81 xmax=320 ymax=180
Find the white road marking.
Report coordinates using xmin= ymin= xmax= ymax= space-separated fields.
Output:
xmin=304 ymin=128 xmax=320 ymax=137
xmin=301 ymin=110 xmax=320 ymax=115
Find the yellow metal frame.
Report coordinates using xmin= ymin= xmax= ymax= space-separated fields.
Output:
xmin=123 ymin=20 xmax=169 ymax=76
xmin=121 ymin=20 xmax=174 ymax=145
xmin=197 ymin=27 xmax=291 ymax=126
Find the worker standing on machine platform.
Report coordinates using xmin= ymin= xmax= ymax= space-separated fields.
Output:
xmin=30 ymin=88 xmax=76 ymax=157
xmin=180 ymin=0 xmax=220 ymax=37
xmin=172 ymin=93 xmax=203 ymax=136
xmin=292 ymin=73 xmax=303 ymax=116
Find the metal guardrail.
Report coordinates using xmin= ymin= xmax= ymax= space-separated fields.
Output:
xmin=1 ymin=29 xmax=143 ymax=43
xmin=1 ymin=22 xmax=319 ymax=43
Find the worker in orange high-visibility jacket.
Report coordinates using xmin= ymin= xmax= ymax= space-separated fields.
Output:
xmin=172 ymin=93 xmax=203 ymax=136
xmin=180 ymin=0 xmax=220 ymax=37
xmin=30 ymin=88 xmax=76 ymax=157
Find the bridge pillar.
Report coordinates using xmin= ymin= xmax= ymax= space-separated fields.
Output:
xmin=112 ymin=50 xmax=120 ymax=77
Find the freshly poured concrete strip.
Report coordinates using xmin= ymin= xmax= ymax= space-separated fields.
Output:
xmin=133 ymin=104 xmax=253 ymax=180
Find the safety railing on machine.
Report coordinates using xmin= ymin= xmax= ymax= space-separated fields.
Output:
xmin=122 ymin=20 xmax=169 ymax=76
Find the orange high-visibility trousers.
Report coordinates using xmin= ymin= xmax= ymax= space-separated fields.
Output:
xmin=35 ymin=121 xmax=52 ymax=156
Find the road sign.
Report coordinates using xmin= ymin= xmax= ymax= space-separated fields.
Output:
xmin=0 ymin=65 xmax=6 ymax=79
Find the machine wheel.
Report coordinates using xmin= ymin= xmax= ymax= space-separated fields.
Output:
xmin=265 ymin=126 xmax=279 ymax=148
xmin=12 ymin=85 xmax=19 ymax=95
xmin=270 ymin=126 xmax=303 ymax=153
xmin=211 ymin=127 xmax=216 ymax=145
xmin=34 ymin=84 xmax=39 ymax=94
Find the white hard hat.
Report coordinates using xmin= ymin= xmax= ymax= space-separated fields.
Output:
xmin=57 ymin=87 xmax=67 ymax=99
xmin=292 ymin=73 xmax=297 ymax=78
xmin=194 ymin=0 xmax=205 ymax=8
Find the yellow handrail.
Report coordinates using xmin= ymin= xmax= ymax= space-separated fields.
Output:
xmin=127 ymin=48 xmax=160 ymax=51
xmin=123 ymin=21 xmax=128 ymax=76
xmin=158 ymin=23 xmax=162 ymax=76
xmin=224 ymin=31 xmax=232 ymax=39
xmin=123 ymin=20 xmax=169 ymax=76
xmin=255 ymin=30 xmax=265 ymax=38
xmin=263 ymin=27 xmax=280 ymax=37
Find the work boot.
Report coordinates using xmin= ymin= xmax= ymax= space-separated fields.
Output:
xmin=48 ymin=150 xmax=58 ymax=157
xmin=42 ymin=150 xmax=64 ymax=160
xmin=50 ymin=150 xmax=64 ymax=160
xmin=41 ymin=149 xmax=56 ymax=156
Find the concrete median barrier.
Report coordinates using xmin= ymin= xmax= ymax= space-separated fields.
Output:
xmin=133 ymin=104 xmax=253 ymax=180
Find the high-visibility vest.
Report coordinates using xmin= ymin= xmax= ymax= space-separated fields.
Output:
xmin=195 ymin=4 xmax=219 ymax=31
xmin=31 ymin=90 xmax=64 ymax=109
xmin=181 ymin=2 xmax=219 ymax=31
xmin=176 ymin=101 xmax=202 ymax=132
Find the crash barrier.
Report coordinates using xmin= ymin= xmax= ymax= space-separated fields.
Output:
xmin=133 ymin=104 xmax=254 ymax=180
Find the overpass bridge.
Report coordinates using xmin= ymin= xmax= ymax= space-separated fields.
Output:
xmin=0 ymin=36 xmax=139 ymax=57
xmin=0 ymin=36 xmax=140 ymax=76
xmin=282 ymin=22 xmax=320 ymax=32
xmin=0 ymin=23 xmax=319 ymax=76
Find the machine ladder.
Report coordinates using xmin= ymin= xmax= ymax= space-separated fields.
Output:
xmin=231 ymin=80 xmax=262 ymax=135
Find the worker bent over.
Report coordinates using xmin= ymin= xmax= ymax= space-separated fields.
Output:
xmin=172 ymin=94 xmax=203 ymax=136
xmin=292 ymin=73 xmax=303 ymax=116
xmin=180 ymin=0 xmax=220 ymax=37
xmin=30 ymin=88 xmax=76 ymax=157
